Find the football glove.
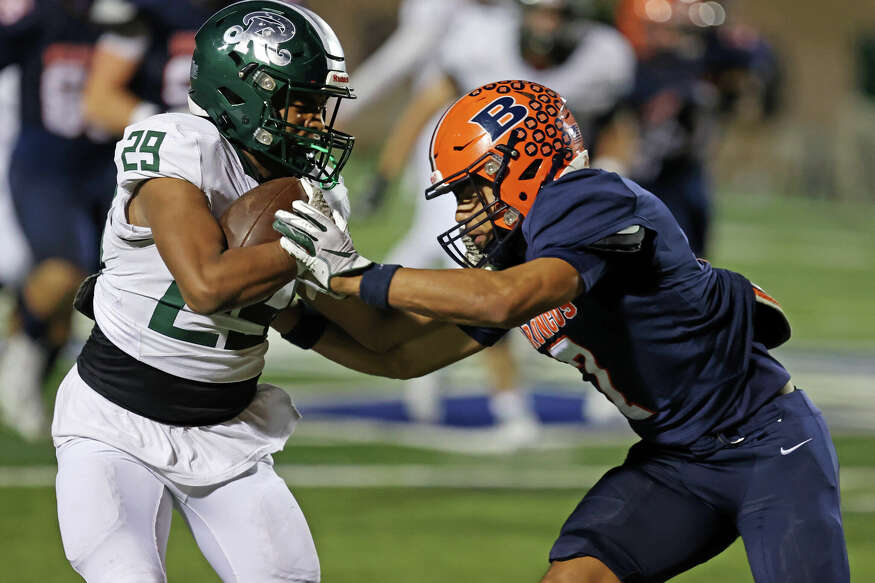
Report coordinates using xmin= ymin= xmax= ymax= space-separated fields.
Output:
xmin=304 ymin=180 xmax=351 ymax=232
xmin=273 ymin=201 xmax=373 ymax=297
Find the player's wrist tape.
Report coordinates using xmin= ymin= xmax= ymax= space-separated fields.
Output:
xmin=281 ymin=306 xmax=329 ymax=349
xmin=359 ymin=263 xmax=401 ymax=309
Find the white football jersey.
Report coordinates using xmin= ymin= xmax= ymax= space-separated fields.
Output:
xmin=94 ymin=112 xmax=309 ymax=383
xmin=437 ymin=3 xmax=635 ymax=119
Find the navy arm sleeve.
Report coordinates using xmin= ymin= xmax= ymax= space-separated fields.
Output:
xmin=457 ymin=324 xmax=508 ymax=347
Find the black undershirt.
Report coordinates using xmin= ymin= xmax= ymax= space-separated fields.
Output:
xmin=77 ymin=325 xmax=259 ymax=426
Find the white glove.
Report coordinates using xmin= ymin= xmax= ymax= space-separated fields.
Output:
xmin=302 ymin=179 xmax=351 ymax=232
xmin=273 ymin=201 xmax=373 ymax=297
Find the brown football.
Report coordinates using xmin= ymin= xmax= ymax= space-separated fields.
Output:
xmin=220 ymin=177 xmax=308 ymax=248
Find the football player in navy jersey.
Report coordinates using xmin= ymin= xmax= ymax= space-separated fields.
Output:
xmin=613 ymin=0 xmax=782 ymax=258
xmin=273 ymin=80 xmax=850 ymax=582
xmin=81 ymin=0 xmax=225 ymax=134
xmin=0 ymin=0 xmax=117 ymax=440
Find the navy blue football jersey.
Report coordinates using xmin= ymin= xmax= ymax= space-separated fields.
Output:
xmin=0 ymin=0 xmax=109 ymax=143
xmin=519 ymin=168 xmax=790 ymax=446
xmin=112 ymin=0 xmax=212 ymax=110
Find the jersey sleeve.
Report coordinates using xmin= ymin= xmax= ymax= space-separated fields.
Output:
xmin=523 ymin=170 xmax=643 ymax=291
xmin=115 ymin=113 xmax=205 ymax=195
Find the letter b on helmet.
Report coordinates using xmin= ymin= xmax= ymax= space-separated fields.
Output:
xmin=470 ymin=96 xmax=528 ymax=141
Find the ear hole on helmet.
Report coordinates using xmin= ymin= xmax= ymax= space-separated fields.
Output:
xmin=218 ymin=87 xmax=245 ymax=105
xmin=518 ymin=159 xmax=541 ymax=180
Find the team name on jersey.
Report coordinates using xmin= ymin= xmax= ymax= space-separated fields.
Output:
xmin=519 ymin=303 xmax=578 ymax=349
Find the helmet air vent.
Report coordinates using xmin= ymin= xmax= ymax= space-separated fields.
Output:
xmin=518 ymin=159 xmax=542 ymax=180
xmin=218 ymin=87 xmax=245 ymax=105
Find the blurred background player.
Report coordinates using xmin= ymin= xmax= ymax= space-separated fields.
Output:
xmin=0 ymin=0 xmax=118 ymax=441
xmin=0 ymin=0 xmax=247 ymax=441
xmin=0 ymin=65 xmax=31 ymax=291
xmin=344 ymin=0 xmax=635 ymax=446
xmin=613 ymin=0 xmax=781 ymax=257
xmin=81 ymin=0 xmax=229 ymax=133
xmin=337 ymin=0 xmax=468 ymax=128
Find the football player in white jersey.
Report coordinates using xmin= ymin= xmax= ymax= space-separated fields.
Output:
xmin=361 ymin=0 xmax=636 ymax=441
xmin=51 ymin=3 xmax=365 ymax=581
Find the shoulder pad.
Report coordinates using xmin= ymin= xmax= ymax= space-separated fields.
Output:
xmin=586 ymin=225 xmax=646 ymax=253
xmin=752 ymin=283 xmax=791 ymax=349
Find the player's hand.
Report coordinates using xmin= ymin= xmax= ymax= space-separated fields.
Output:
xmin=273 ymin=201 xmax=373 ymax=297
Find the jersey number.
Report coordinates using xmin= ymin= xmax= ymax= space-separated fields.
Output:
xmin=548 ymin=336 xmax=654 ymax=420
xmin=121 ymin=130 xmax=166 ymax=172
xmin=147 ymin=281 xmax=274 ymax=350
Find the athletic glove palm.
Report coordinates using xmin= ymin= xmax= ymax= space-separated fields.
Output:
xmin=273 ymin=201 xmax=373 ymax=298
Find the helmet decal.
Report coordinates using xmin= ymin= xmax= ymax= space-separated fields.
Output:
xmin=220 ymin=11 xmax=296 ymax=66
xmin=469 ymin=97 xmax=528 ymax=142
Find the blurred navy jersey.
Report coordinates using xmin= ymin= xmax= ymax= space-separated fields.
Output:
xmin=104 ymin=0 xmax=213 ymax=110
xmin=520 ymin=169 xmax=790 ymax=447
xmin=0 ymin=0 xmax=110 ymax=146
xmin=0 ymin=0 xmax=116 ymax=269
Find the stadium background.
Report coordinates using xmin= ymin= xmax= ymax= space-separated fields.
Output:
xmin=1 ymin=0 xmax=874 ymax=581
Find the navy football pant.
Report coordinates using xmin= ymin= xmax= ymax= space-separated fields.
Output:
xmin=550 ymin=389 xmax=849 ymax=582
xmin=8 ymin=129 xmax=115 ymax=272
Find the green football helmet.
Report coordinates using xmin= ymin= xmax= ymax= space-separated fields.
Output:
xmin=189 ymin=0 xmax=355 ymax=186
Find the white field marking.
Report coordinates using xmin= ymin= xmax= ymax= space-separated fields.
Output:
xmin=289 ymin=419 xmax=637 ymax=454
xmin=3 ymin=465 xmax=875 ymax=499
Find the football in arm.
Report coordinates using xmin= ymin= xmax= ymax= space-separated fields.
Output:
xmin=220 ymin=177 xmax=308 ymax=248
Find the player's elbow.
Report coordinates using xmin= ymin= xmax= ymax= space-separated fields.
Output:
xmin=178 ymin=280 xmax=225 ymax=315
xmin=380 ymin=349 xmax=441 ymax=380
xmin=388 ymin=361 xmax=434 ymax=381
xmin=475 ymin=288 xmax=527 ymax=328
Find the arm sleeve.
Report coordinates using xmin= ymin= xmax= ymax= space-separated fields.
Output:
xmin=456 ymin=324 xmax=508 ymax=347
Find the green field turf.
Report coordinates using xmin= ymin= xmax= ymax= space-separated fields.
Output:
xmin=1 ymin=435 xmax=873 ymax=582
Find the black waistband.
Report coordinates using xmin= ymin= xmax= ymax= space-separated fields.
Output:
xmin=77 ymin=325 xmax=259 ymax=426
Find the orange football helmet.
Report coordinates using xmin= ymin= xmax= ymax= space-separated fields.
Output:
xmin=425 ymin=80 xmax=586 ymax=268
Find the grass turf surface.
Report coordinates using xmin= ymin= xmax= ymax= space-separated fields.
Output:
xmin=1 ymin=435 xmax=873 ymax=582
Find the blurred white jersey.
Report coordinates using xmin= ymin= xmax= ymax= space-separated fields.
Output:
xmin=388 ymin=4 xmax=635 ymax=267
xmin=438 ymin=4 xmax=634 ymax=119
xmin=94 ymin=113 xmax=301 ymax=383
xmin=342 ymin=0 xmax=468 ymax=119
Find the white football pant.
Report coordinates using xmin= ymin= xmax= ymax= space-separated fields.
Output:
xmin=56 ymin=437 xmax=320 ymax=582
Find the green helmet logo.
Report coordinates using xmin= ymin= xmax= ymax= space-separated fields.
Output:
xmin=221 ymin=10 xmax=296 ymax=66
xmin=189 ymin=1 xmax=355 ymax=187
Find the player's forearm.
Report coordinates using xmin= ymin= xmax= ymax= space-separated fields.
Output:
xmin=185 ymin=241 xmax=297 ymax=314
xmin=332 ymin=268 xmax=518 ymax=327
xmin=82 ymin=87 xmax=141 ymax=135
xmin=307 ymin=293 xmax=440 ymax=353
xmin=313 ymin=321 xmax=483 ymax=379
xmin=331 ymin=259 xmax=582 ymax=328
xmin=376 ymin=77 xmax=456 ymax=178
